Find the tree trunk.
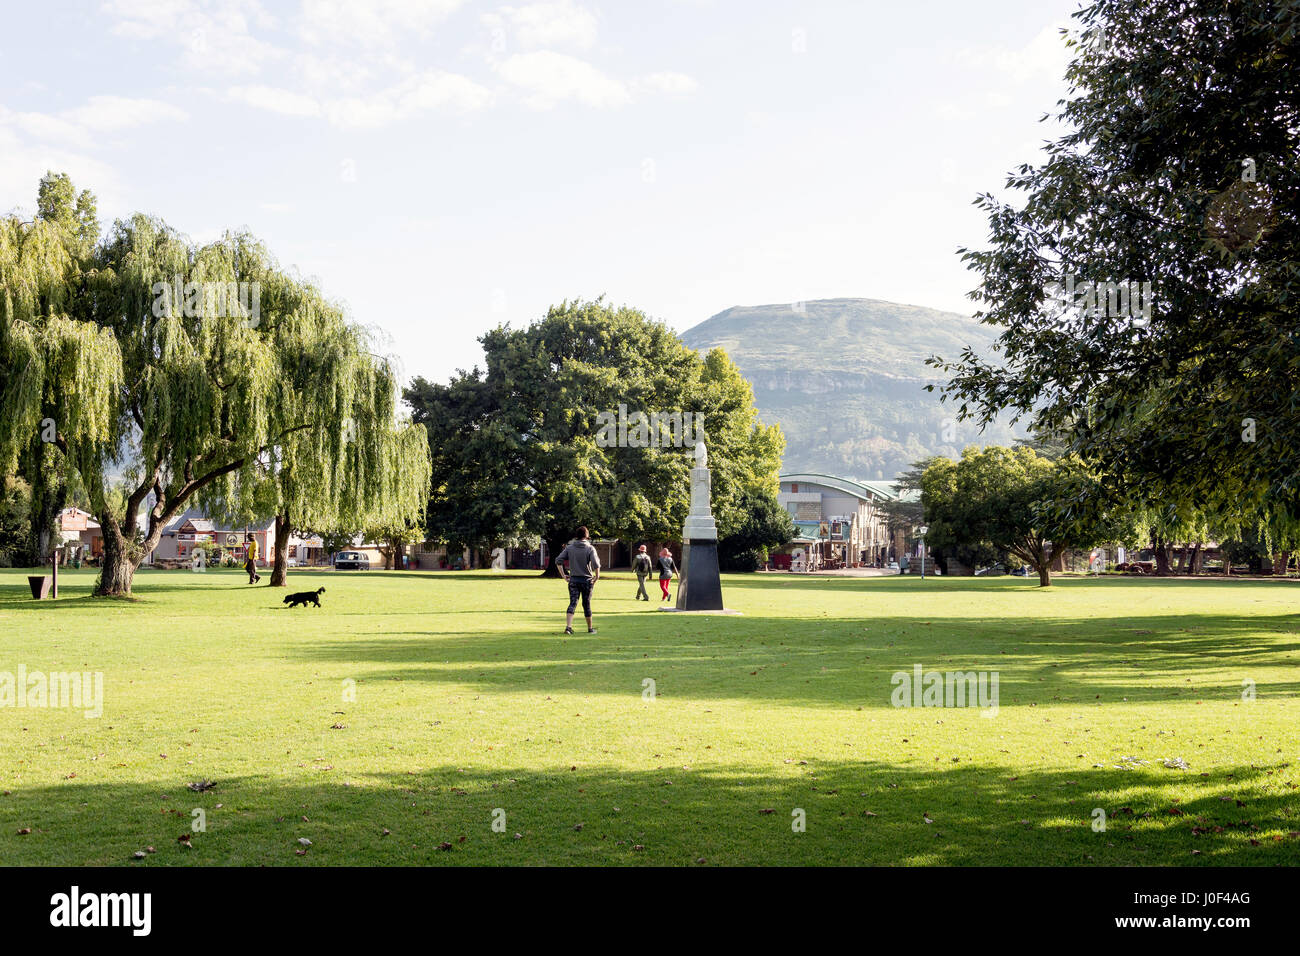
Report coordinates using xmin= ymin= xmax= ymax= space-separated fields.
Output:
xmin=540 ymin=535 xmax=565 ymax=577
xmin=1273 ymin=551 xmax=1290 ymax=575
xmin=1176 ymin=544 xmax=1187 ymax=573
xmin=95 ymin=523 xmax=139 ymax=596
xmin=1037 ymin=563 xmax=1052 ymax=587
xmin=25 ymin=443 xmax=66 ymax=566
xmin=270 ymin=513 xmax=291 ymax=587
xmin=1152 ymin=534 xmax=1172 ymax=575
xmin=389 ymin=537 xmax=406 ymax=570
xmin=1190 ymin=542 xmax=1202 ymax=574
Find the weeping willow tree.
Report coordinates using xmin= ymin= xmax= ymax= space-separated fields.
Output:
xmin=0 ymin=173 xmax=100 ymax=563
xmin=0 ymin=174 xmax=429 ymax=595
xmin=212 ymin=281 xmax=431 ymax=586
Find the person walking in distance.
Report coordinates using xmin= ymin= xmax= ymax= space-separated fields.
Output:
xmin=556 ymin=526 xmax=601 ymax=634
xmin=245 ymin=533 xmax=261 ymax=584
xmin=657 ymin=546 xmax=678 ymax=601
xmin=632 ymin=544 xmax=653 ymax=601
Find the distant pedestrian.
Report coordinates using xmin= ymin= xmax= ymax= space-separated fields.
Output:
xmin=632 ymin=544 xmax=653 ymax=601
xmin=657 ymin=547 xmax=678 ymax=601
xmin=556 ymin=526 xmax=601 ymax=634
xmin=245 ymin=534 xmax=261 ymax=584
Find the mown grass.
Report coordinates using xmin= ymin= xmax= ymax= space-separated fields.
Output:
xmin=1 ymin=567 xmax=1297 ymax=866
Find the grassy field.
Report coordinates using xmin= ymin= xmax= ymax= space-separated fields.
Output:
xmin=0 ymin=567 xmax=1297 ymax=866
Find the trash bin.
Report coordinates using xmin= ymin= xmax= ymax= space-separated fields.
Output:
xmin=28 ymin=575 xmax=53 ymax=599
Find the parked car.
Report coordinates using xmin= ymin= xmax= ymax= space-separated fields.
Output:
xmin=975 ymin=563 xmax=1008 ymax=576
xmin=334 ymin=551 xmax=370 ymax=570
xmin=1010 ymin=565 xmax=1029 ymax=576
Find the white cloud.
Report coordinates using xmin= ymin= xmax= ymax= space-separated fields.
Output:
xmin=0 ymin=119 xmax=125 ymax=216
xmin=324 ymin=71 xmax=493 ymax=126
xmin=485 ymin=0 xmax=599 ymax=51
xmin=956 ymin=21 xmax=1072 ymax=84
xmin=495 ymin=50 xmax=629 ymax=109
xmin=635 ymin=71 xmax=698 ymax=95
xmin=103 ymin=0 xmax=284 ymax=75
xmin=68 ymin=95 xmax=190 ymax=131
xmin=298 ymin=0 xmax=465 ymax=49
xmin=226 ymin=70 xmax=491 ymax=126
xmin=0 ymin=96 xmax=189 ymax=150
xmin=228 ymin=84 xmax=323 ymax=117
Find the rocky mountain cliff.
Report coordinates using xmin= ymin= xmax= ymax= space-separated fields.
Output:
xmin=680 ymin=297 xmax=1023 ymax=481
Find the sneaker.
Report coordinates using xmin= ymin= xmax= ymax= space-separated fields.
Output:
xmin=588 ymin=627 xmax=597 ymax=634
xmin=564 ymin=627 xmax=574 ymax=635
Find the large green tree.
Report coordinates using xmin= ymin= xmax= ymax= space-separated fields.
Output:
xmin=921 ymin=446 xmax=1123 ymax=586
xmin=0 ymin=175 xmax=428 ymax=595
xmin=405 ymin=299 xmax=785 ymax=573
xmin=931 ymin=0 xmax=1300 ymax=530
xmin=210 ymin=293 xmax=432 ymax=587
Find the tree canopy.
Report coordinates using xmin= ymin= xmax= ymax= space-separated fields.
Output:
xmin=405 ymin=298 xmax=786 ymax=571
xmin=920 ymin=445 xmax=1123 ymax=586
xmin=931 ymin=0 xmax=1300 ymax=531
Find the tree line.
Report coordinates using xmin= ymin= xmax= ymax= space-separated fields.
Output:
xmin=1 ymin=178 xmax=793 ymax=592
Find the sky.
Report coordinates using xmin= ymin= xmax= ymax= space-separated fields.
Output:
xmin=0 ymin=0 xmax=1085 ymax=385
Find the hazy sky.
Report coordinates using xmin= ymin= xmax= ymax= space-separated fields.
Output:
xmin=1 ymin=0 xmax=1082 ymax=384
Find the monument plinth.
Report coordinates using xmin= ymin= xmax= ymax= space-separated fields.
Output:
xmin=670 ymin=440 xmax=729 ymax=612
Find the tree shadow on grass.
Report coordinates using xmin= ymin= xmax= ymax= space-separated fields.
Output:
xmin=722 ymin=574 xmax=1300 ymax=595
xmin=0 ymin=760 xmax=1294 ymax=866
xmin=285 ymin=609 xmax=1300 ymax=708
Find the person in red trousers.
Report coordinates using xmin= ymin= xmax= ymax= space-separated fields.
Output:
xmin=656 ymin=547 xmax=678 ymax=601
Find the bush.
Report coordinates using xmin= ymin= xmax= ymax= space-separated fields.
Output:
xmin=718 ymin=492 xmax=794 ymax=573
xmin=720 ymin=548 xmax=764 ymax=572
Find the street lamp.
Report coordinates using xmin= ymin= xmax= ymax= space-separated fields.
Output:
xmin=917 ymin=525 xmax=929 ymax=580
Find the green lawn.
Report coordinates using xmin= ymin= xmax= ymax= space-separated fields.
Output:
xmin=1 ymin=567 xmax=1297 ymax=866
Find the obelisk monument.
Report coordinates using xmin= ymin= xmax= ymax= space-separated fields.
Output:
xmin=674 ymin=439 xmax=726 ymax=611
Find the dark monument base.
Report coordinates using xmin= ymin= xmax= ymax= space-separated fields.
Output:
xmin=676 ymin=539 xmax=724 ymax=611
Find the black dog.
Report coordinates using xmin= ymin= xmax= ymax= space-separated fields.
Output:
xmin=283 ymin=587 xmax=326 ymax=608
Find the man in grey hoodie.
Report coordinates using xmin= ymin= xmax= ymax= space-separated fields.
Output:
xmin=556 ymin=526 xmax=601 ymax=634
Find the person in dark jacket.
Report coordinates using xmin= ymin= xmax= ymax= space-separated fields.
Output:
xmin=556 ymin=526 xmax=601 ymax=634
xmin=656 ymin=547 xmax=678 ymax=601
xmin=632 ymin=544 xmax=653 ymax=601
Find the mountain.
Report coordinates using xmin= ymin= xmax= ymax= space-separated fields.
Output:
xmin=679 ymin=297 xmax=1024 ymax=481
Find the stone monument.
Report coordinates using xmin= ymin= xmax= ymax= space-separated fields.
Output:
xmin=673 ymin=439 xmax=726 ymax=611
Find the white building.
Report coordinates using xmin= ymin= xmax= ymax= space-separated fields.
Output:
xmin=776 ymin=473 xmax=900 ymax=569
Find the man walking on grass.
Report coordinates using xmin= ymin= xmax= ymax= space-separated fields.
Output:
xmin=632 ymin=544 xmax=652 ymax=600
xmin=245 ymin=533 xmax=261 ymax=585
xmin=556 ymin=526 xmax=601 ymax=634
